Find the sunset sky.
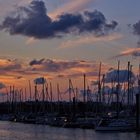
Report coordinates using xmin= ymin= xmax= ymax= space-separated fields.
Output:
xmin=0 ymin=0 xmax=140 ymax=99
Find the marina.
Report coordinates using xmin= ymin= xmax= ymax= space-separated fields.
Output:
xmin=0 ymin=0 xmax=140 ymax=139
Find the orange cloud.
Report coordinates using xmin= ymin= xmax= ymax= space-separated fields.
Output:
xmin=59 ymin=33 xmax=122 ymax=49
xmin=49 ymin=0 xmax=94 ymax=19
xmin=25 ymin=37 xmax=37 ymax=45
xmin=114 ymin=48 xmax=140 ymax=58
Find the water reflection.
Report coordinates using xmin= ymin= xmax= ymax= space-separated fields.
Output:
xmin=0 ymin=121 xmax=139 ymax=140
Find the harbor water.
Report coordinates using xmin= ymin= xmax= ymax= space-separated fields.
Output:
xmin=0 ymin=121 xmax=139 ymax=140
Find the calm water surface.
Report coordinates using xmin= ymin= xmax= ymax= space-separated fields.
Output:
xmin=0 ymin=121 xmax=140 ymax=140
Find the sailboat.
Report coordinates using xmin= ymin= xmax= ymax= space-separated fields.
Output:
xmin=95 ymin=118 xmax=135 ymax=132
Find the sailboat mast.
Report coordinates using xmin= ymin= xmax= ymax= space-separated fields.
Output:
xmin=69 ymin=79 xmax=72 ymax=102
xmin=24 ymin=88 xmax=27 ymax=102
xmin=29 ymin=80 xmax=32 ymax=101
xmin=57 ymin=83 xmax=60 ymax=114
xmin=83 ymin=74 xmax=86 ymax=103
xmin=50 ymin=82 xmax=53 ymax=103
xmin=102 ymin=74 xmax=105 ymax=103
xmin=57 ymin=83 xmax=60 ymax=102
xmin=35 ymin=84 xmax=37 ymax=102
xmin=117 ymin=60 xmax=120 ymax=118
xmin=83 ymin=74 xmax=86 ymax=118
xmin=50 ymin=82 xmax=53 ymax=113
xmin=138 ymin=64 xmax=140 ymax=93
xmin=42 ymin=80 xmax=45 ymax=102
xmin=127 ymin=61 xmax=130 ymax=106
xmin=130 ymin=65 xmax=133 ymax=105
xmin=98 ymin=62 xmax=102 ymax=103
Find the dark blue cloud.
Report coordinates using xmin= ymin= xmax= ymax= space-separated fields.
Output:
xmin=105 ymin=69 xmax=135 ymax=83
xmin=34 ymin=77 xmax=46 ymax=84
xmin=29 ymin=58 xmax=45 ymax=65
xmin=133 ymin=20 xmax=140 ymax=35
xmin=0 ymin=1 xmax=52 ymax=38
xmin=50 ymin=13 xmax=83 ymax=35
xmin=132 ymin=51 xmax=140 ymax=57
xmin=0 ymin=0 xmax=118 ymax=39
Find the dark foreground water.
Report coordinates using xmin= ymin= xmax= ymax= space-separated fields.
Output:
xmin=0 ymin=121 xmax=140 ymax=140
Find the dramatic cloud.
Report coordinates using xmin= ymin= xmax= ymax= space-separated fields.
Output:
xmin=105 ymin=69 xmax=135 ymax=83
xmin=114 ymin=48 xmax=140 ymax=58
xmin=0 ymin=0 xmax=118 ymax=39
xmin=29 ymin=58 xmax=111 ymax=81
xmin=29 ymin=58 xmax=92 ymax=72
